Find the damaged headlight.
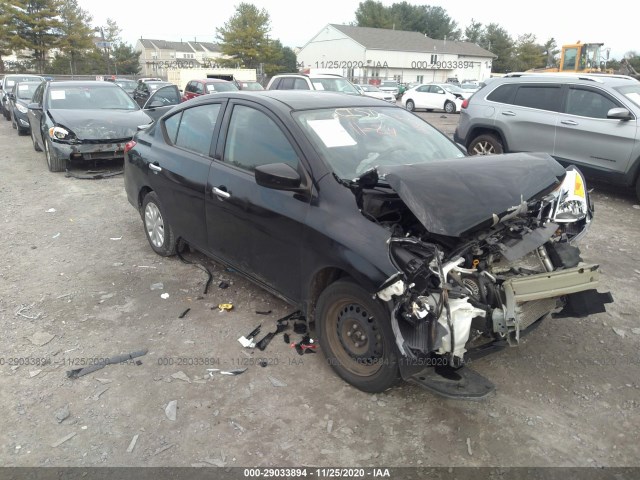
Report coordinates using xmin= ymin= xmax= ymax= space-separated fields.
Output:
xmin=16 ymin=104 xmax=28 ymax=114
xmin=552 ymin=167 xmax=590 ymax=223
xmin=49 ymin=125 xmax=77 ymax=142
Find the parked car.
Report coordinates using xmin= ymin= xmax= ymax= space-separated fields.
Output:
xmin=1 ymin=74 xmax=45 ymax=120
xmin=124 ymin=90 xmax=611 ymax=397
xmin=454 ymin=72 xmax=640 ymax=200
xmin=266 ymin=73 xmax=360 ymax=95
xmin=181 ymin=78 xmax=238 ymax=102
xmin=355 ymin=84 xmax=396 ymax=103
xmin=441 ymin=83 xmax=473 ymax=100
xmin=401 ymin=83 xmax=463 ymax=113
xmin=27 ymin=81 xmax=180 ymax=172
xmin=460 ymin=83 xmax=480 ymax=95
xmin=235 ymin=80 xmax=264 ymax=91
xmin=112 ymin=78 xmax=138 ymax=97
xmin=378 ymin=80 xmax=400 ymax=98
xmin=133 ymin=80 xmax=173 ymax=108
xmin=8 ymin=81 xmax=42 ymax=135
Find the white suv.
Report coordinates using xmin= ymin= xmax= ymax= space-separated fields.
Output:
xmin=266 ymin=73 xmax=360 ymax=95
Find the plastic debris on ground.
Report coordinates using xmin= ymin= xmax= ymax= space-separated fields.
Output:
xmin=178 ymin=308 xmax=191 ymax=319
xmin=66 ymin=349 xmax=148 ymax=379
xmin=237 ymin=323 xmax=261 ymax=348
xmin=150 ymin=283 xmax=164 ymax=291
xmin=218 ymin=303 xmax=233 ymax=312
xmin=177 ymin=246 xmax=213 ymax=294
xmin=165 ymin=400 xmax=177 ymax=421
xmin=292 ymin=335 xmax=318 ymax=355
xmin=218 ymin=281 xmax=229 ymax=289
xmin=160 ymin=293 xmax=170 ymax=299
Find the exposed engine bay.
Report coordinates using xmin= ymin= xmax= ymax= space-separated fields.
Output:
xmin=345 ymin=161 xmax=613 ymax=396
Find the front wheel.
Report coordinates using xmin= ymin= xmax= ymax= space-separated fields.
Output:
xmin=468 ymin=134 xmax=504 ymax=155
xmin=405 ymin=100 xmax=415 ymax=112
xmin=444 ymin=100 xmax=456 ymax=114
xmin=32 ymin=129 xmax=42 ymax=152
xmin=635 ymin=176 xmax=640 ymax=203
xmin=44 ymin=138 xmax=67 ymax=172
xmin=316 ymin=279 xmax=400 ymax=393
xmin=142 ymin=191 xmax=176 ymax=256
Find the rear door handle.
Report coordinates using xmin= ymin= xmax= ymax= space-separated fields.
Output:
xmin=501 ymin=111 xmax=516 ymax=116
xmin=561 ymin=120 xmax=578 ymax=126
xmin=149 ymin=163 xmax=162 ymax=172
xmin=213 ymin=186 xmax=231 ymax=199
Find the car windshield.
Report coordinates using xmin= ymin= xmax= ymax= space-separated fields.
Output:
xmin=310 ymin=78 xmax=360 ymax=95
xmin=206 ymin=82 xmax=238 ymax=93
xmin=238 ymin=81 xmax=263 ymax=90
xmin=461 ymin=84 xmax=478 ymax=90
xmin=443 ymin=84 xmax=465 ymax=94
xmin=381 ymin=82 xmax=398 ymax=88
xmin=15 ymin=83 xmax=40 ymax=100
xmin=115 ymin=80 xmax=137 ymax=90
xmin=360 ymin=85 xmax=382 ymax=92
xmin=47 ymin=85 xmax=139 ymax=110
xmin=5 ymin=76 xmax=41 ymax=87
xmin=148 ymin=83 xmax=168 ymax=91
xmin=295 ymin=106 xmax=465 ymax=180
xmin=614 ymin=84 xmax=640 ymax=108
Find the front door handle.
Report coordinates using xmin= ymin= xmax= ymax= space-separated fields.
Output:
xmin=149 ymin=163 xmax=162 ymax=172
xmin=213 ymin=186 xmax=231 ymax=199
xmin=501 ymin=111 xmax=516 ymax=116
xmin=561 ymin=120 xmax=578 ymax=126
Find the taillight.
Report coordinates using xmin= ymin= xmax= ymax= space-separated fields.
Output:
xmin=124 ymin=140 xmax=137 ymax=153
xmin=461 ymin=99 xmax=469 ymax=109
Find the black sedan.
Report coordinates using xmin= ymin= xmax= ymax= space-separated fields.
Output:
xmin=124 ymin=91 xmax=611 ymax=397
xmin=27 ymin=81 xmax=179 ymax=172
xmin=8 ymin=81 xmax=42 ymax=135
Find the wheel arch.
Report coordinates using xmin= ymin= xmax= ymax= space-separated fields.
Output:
xmin=138 ymin=186 xmax=153 ymax=213
xmin=466 ymin=125 xmax=509 ymax=152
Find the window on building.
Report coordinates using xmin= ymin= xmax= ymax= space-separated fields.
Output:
xmin=430 ymin=54 xmax=438 ymax=64
xmin=417 ymin=75 xmax=424 ymax=83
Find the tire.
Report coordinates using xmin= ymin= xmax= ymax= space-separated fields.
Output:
xmin=10 ymin=111 xmax=17 ymax=129
xmin=405 ymin=100 xmax=415 ymax=112
xmin=468 ymin=133 xmax=504 ymax=155
xmin=17 ymin=127 xmax=28 ymax=136
xmin=444 ymin=100 xmax=456 ymax=114
xmin=635 ymin=176 xmax=640 ymax=203
xmin=142 ymin=191 xmax=176 ymax=257
xmin=44 ymin=138 xmax=67 ymax=172
xmin=316 ymin=279 xmax=400 ymax=393
xmin=32 ymin=129 xmax=42 ymax=152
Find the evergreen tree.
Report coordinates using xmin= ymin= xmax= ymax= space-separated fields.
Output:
xmin=57 ymin=0 xmax=94 ymax=75
xmin=12 ymin=0 xmax=63 ymax=73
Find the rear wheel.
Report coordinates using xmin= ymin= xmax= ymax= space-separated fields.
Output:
xmin=405 ymin=100 xmax=415 ymax=112
xmin=44 ymin=138 xmax=67 ymax=172
xmin=316 ymin=279 xmax=400 ymax=393
xmin=142 ymin=191 xmax=176 ymax=257
xmin=444 ymin=100 xmax=456 ymax=114
xmin=468 ymin=134 xmax=504 ymax=155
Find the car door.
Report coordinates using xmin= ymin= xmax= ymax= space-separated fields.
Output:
xmin=146 ymin=102 xmax=224 ymax=250
xmin=554 ymin=85 xmax=636 ymax=174
xmin=133 ymin=83 xmax=149 ymax=107
xmin=27 ymin=82 xmax=46 ymax=149
xmin=142 ymin=85 xmax=181 ymax=121
xmin=410 ymin=85 xmax=430 ymax=108
xmin=205 ymin=100 xmax=311 ymax=301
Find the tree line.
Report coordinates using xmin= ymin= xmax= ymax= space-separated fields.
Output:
xmin=0 ymin=0 xmax=140 ymax=75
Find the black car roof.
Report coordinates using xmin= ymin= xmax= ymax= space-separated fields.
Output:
xmin=184 ymin=90 xmax=390 ymax=112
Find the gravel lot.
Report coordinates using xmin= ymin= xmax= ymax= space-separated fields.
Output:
xmin=1 ymin=110 xmax=639 ymax=468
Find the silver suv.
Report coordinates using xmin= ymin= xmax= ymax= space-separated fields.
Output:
xmin=266 ymin=73 xmax=360 ymax=95
xmin=454 ymin=73 xmax=640 ymax=200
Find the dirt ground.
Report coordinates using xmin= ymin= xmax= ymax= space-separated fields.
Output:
xmin=0 ymin=111 xmax=639 ymax=469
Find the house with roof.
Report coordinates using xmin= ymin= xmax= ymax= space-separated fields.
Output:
xmin=297 ymin=24 xmax=495 ymax=84
xmin=135 ymin=39 xmax=224 ymax=78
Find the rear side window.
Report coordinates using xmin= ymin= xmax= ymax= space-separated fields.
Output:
xmin=487 ymin=84 xmax=517 ymax=104
xmin=174 ymin=104 xmax=221 ymax=155
xmin=512 ymin=85 xmax=561 ymax=111
xmin=269 ymin=78 xmax=281 ymax=89
xmin=164 ymin=112 xmax=182 ymax=144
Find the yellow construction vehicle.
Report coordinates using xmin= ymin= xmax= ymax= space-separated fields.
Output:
xmin=529 ymin=42 xmax=613 ymax=74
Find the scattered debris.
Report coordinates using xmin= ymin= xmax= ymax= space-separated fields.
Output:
xmin=65 ymin=169 xmax=123 ymax=180
xmin=165 ymin=400 xmax=177 ymax=421
xmin=466 ymin=437 xmax=473 ymax=456
xmin=15 ymin=304 xmax=43 ymax=320
xmin=126 ymin=434 xmax=139 ymax=453
xmin=268 ymin=376 xmax=287 ymax=387
xmin=203 ymin=458 xmax=227 ymax=467
xmin=177 ymin=248 xmax=213 ymax=294
xmin=218 ymin=281 xmax=229 ymax=289
xmin=54 ymin=405 xmax=70 ymax=423
xmin=283 ymin=333 xmax=290 ymax=344
xmin=29 ymin=369 xmax=42 ymax=377
xmin=292 ymin=336 xmax=317 ymax=355
xmin=67 ymin=349 xmax=148 ymax=379
xmin=178 ymin=308 xmax=191 ymax=319
xmin=327 ymin=420 xmax=333 ymax=434
xmin=218 ymin=303 xmax=233 ymax=312
xmin=52 ymin=233 xmax=60 ymax=239
xmin=238 ymin=325 xmax=261 ymax=348
xmin=95 ymin=378 xmax=113 ymax=384
xmin=99 ymin=293 xmax=115 ymax=301
xmin=255 ymin=320 xmax=290 ymax=351
xmin=230 ymin=420 xmax=245 ymax=432
xmin=46 ymin=208 xmax=56 ymax=213
xmin=160 ymin=293 xmax=170 ymax=300
xmin=110 ymin=237 xmax=122 ymax=241
xmin=112 ymin=262 xmax=124 ymax=267
xmin=613 ymin=327 xmax=626 ymax=338
xmin=220 ymin=368 xmax=247 ymax=376
xmin=293 ymin=321 xmax=308 ymax=334
xmin=259 ymin=360 xmax=268 ymax=368
xmin=150 ymin=283 xmax=164 ymax=291
xmin=633 ymin=205 xmax=640 ymax=210
xmin=51 ymin=432 xmax=76 ymax=447
xmin=89 ymin=387 xmax=110 ymax=401
xmin=171 ymin=371 xmax=191 ymax=383
xmin=255 ymin=310 xmax=272 ymax=315
xmin=153 ymin=444 xmax=175 ymax=456
xmin=28 ymin=331 xmax=55 ymax=346
xmin=56 ymin=293 xmax=73 ymax=299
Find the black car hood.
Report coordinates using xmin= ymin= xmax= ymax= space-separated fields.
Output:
xmin=48 ymin=109 xmax=152 ymax=141
xmin=379 ymin=153 xmax=566 ymax=237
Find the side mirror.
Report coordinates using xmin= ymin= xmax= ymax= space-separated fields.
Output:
xmin=7 ymin=93 xmax=15 ymax=100
xmin=607 ymin=107 xmax=632 ymax=121
xmin=147 ymin=100 xmax=164 ymax=108
xmin=255 ymin=163 xmax=302 ymax=191
xmin=28 ymin=103 xmax=42 ymax=111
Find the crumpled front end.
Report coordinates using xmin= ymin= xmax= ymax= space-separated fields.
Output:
xmin=359 ymin=162 xmax=612 ymax=398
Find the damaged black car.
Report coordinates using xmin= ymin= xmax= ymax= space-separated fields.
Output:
xmin=124 ymin=91 xmax=612 ymax=398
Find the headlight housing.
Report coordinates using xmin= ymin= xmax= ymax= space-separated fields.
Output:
xmin=48 ymin=126 xmax=76 ymax=142
xmin=552 ymin=167 xmax=590 ymax=223
xmin=16 ymin=104 xmax=28 ymax=114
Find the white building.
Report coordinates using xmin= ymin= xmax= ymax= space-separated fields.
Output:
xmin=297 ymin=24 xmax=496 ymax=84
xmin=135 ymin=39 xmax=225 ymax=79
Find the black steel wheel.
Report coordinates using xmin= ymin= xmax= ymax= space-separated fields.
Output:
xmin=316 ymin=279 xmax=400 ymax=392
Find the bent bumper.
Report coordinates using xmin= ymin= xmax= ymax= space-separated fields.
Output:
xmin=49 ymin=141 xmax=128 ymax=163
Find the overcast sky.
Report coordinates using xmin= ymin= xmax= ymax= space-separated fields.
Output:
xmin=77 ymin=0 xmax=635 ymax=60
